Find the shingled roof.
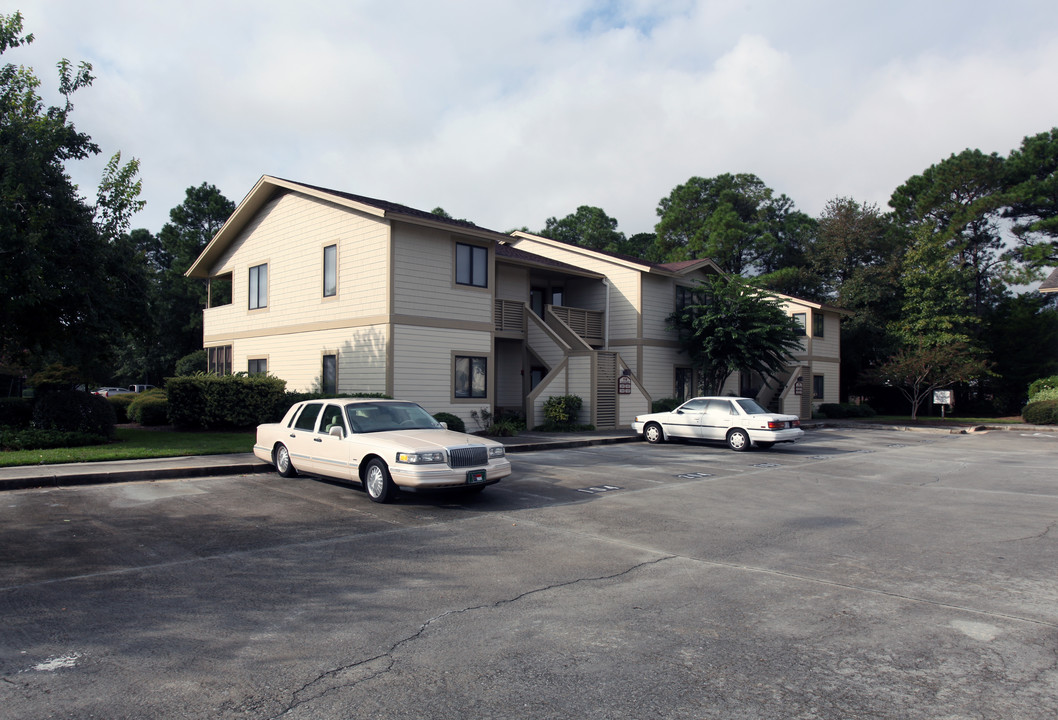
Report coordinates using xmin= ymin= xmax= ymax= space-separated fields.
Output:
xmin=1041 ymin=267 xmax=1058 ymax=293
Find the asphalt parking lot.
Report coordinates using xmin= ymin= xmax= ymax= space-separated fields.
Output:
xmin=1 ymin=427 xmax=1056 ymax=719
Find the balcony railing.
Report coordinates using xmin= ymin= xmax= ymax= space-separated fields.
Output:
xmin=494 ymin=299 xmax=526 ymax=333
xmin=549 ymin=305 xmax=604 ymax=344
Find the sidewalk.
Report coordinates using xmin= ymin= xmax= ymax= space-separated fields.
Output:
xmin=0 ymin=429 xmax=642 ymax=492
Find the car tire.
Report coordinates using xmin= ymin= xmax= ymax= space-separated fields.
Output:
xmin=726 ymin=428 xmax=750 ymax=452
xmin=755 ymin=441 xmax=774 ymax=450
xmin=644 ymin=422 xmax=664 ymax=444
xmin=364 ymin=458 xmax=397 ymax=503
xmin=274 ymin=443 xmax=298 ymax=477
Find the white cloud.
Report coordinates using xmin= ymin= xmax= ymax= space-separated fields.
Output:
xmin=8 ymin=0 xmax=1058 ymax=238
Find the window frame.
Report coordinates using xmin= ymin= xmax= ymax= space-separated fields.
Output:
xmin=248 ymin=358 xmax=267 ymax=375
xmin=453 ymin=354 xmax=488 ymax=400
xmin=323 ymin=244 xmax=337 ymax=298
xmin=207 ymin=345 xmax=232 ymax=376
xmin=455 ymin=242 xmax=488 ymax=288
xmin=813 ymin=312 xmax=824 ymax=337
xmin=322 ymin=354 xmax=337 ymax=396
xmin=248 ymin=263 xmax=268 ymax=310
xmin=792 ymin=312 xmax=807 ymax=336
xmin=813 ymin=374 xmax=825 ymax=400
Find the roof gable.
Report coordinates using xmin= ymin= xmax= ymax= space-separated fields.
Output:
xmin=187 ymin=176 xmax=510 ymax=278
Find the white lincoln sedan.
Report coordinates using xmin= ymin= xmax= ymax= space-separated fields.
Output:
xmin=632 ymin=396 xmax=804 ymax=451
xmin=254 ymin=399 xmax=511 ymax=502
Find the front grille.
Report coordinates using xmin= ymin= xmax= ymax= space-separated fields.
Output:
xmin=448 ymin=445 xmax=488 ymax=468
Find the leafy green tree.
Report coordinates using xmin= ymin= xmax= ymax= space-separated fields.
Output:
xmin=654 ymin=173 xmax=810 ymax=275
xmin=668 ymin=274 xmax=803 ymax=395
xmin=979 ymin=293 xmax=1058 ymax=414
xmin=539 ymin=206 xmax=626 ymax=253
xmin=870 ymin=341 xmax=990 ymax=420
xmin=1003 ymin=127 xmax=1058 ymax=268
xmin=148 ymin=184 xmax=236 ymax=377
xmin=890 ymin=149 xmax=1009 ymax=316
xmin=0 ymin=12 xmax=148 ymax=382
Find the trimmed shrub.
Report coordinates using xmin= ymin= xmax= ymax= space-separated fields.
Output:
xmin=128 ymin=390 xmax=169 ymax=426
xmin=652 ymin=397 xmax=682 ymax=413
xmin=108 ymin=393 xmax=136 ymax=423
xmin=542 ymin=394 xmax=583 ymax=426
xmin=1028 ymin=375 xmax=1058 ymax=400
xmin=0 ymin=397 xmax=32 ymax=428
xmin=166 ymin=373 xmax=288 ymax=430
xmin=31 ymin=390 xmax=116 ymax=438
xmin=1022 ymin=399 xmax=1058 ymax=425
xmin=0 ymin=427 xmax=108 ymax=451
xmin=174 ymin=350 xmax=207 ymax=377
xmin=433 ymin=412 xmax=465 ymax=433
xmin=1029 ymin=386 xmax=1058 ymax=403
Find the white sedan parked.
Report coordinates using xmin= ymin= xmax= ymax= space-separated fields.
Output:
xmin=254 ymin=399 xmax=512 ymax=503
xmin=632 ymin=396 xmax=804 ymax=451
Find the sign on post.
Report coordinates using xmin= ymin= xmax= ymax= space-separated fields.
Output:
xmin=933 ymin=389 xmax=953 ymax=418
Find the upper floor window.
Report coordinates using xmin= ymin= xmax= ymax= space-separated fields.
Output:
xmin=675 ymin=285 xmax=705 ymax=310
xmin=323 ymin=245 xmax=337 ymax=297
xmin=456 ymin=243 xmax=488 ymax=288
xmin=813 ymin=313 xmax=824 ymax=337
xmin=249 ymin=263 xmax=268 ymax=309
xmin=792 ymin=312 xmax=807 ymax=336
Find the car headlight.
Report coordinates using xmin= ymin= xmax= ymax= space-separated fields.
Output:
xmin=488 ymin=446 xmax=506 ymax=459
xmin=396 ymin=451 xmax=446 ymax=464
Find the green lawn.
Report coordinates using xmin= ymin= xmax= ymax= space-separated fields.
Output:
xmin=0 ymin=428 xmax=255 ymax=467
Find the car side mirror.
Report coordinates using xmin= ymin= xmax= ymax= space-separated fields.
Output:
xmin=439 ymin=421 xmax=448 ymax=430
xmin=329 ymin=426 xmax=344 ymax=438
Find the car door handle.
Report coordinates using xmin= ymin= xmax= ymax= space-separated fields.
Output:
xmin=314 ymin=437 xmax=323 ymax=443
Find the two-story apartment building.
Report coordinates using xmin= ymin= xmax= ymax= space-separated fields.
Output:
xmin=186 ymin=176 xmax=845 ymax=428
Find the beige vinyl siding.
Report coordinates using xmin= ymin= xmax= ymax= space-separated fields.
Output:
xmin=640 ymin=345 xmax=684 ymax=400
xmin=392 ymin=324 xmax=492 ymax=423
xmin=618 ymin=377 xmax=650 ymax=427
xmin=510 ymin=236 xmax=641 ymax=340
xmin=204 ymin=191 xmax=389 ymax=340
xmin=496 ymin=264 xmax=528 ymax=302
xmin=641 ymin=274 xmax=678 ymax=341
xmin=392 ymin=226 xmax=493 ymax=324
xmin=813 ymin=360 xmax=841 ymax=405
xmin=813 ymin=312 xmax=840 ymax=359
xmin=232 ymin=325 xmax=389 ymax=393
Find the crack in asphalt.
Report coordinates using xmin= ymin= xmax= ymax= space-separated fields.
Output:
xmin=265 ymin=555 xmax=677 ymax=718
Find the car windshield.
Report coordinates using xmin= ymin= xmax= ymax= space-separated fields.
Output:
xmin=735 ymin=398 xmax=768 ymax=415
xmin=344 ymin=402 xmax=443 ymax=433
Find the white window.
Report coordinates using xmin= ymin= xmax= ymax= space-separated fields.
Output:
xmin=249 ymin=264 xmax=268 ymax=309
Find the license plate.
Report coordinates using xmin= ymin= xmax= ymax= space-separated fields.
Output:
xmin=466 ymin=469 xmax=486 ymax=484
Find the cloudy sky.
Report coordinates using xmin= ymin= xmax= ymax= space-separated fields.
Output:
xmin=9 ymin=0 xmax=1058 ymax=237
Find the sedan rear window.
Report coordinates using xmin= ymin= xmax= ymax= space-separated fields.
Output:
xmin=293 ymin=403 xmax=323 ymax=431
xmin=735 ymin=398 xmax=768 ymax=415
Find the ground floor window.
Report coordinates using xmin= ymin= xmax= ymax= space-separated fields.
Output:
xmin=675 ymin=367 xmax=693 ymax=401
xmin=248 ymin=358 xmax=267 ymax=375
xmin=208 ymin=346 xmax=232 ymax=376
xmin=813 ymin=374 xmax=824 ymax=399
xmin=455 ymin=355 xmax=487 ymax=398
xmin=322 ymin=355 xmax=337 ymax=395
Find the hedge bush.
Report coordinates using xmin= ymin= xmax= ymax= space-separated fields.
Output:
xmin=433 ymin=412 xmax=465 ymax=433
xmin=108 ymin=393 xmax=136 ymax=423
xmin=1028 ymin=375 xmax=1058 ymax=400
xmin=31 ymin=390 xmax=116 ymax=438
xmin=166 ymin=373 xmax=288 ymax=430
xmin=652 ymin=397 xmax=682 ymax=413
xmin=543 ymin=394 xmax=583 ymax=426
xmin=1021 ymin=399 xmax=1058 ymax=425
xmin=0 ymin=397 xmax=32 ymax=428
xmin=128 ymin=390 xmax=169 ymax=426
xmin=0 ymin=427 xmax=108 ymax=451
xmin=817 ymin=402 xmax=877 ymax=419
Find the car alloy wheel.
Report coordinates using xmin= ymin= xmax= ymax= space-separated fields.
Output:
xmin=274 ymin=444 xmax=297 ymax=477
xmin=364 ymin=458 xmax=396 ymax=503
